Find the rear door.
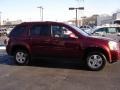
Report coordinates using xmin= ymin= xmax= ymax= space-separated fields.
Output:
xmin=30 ymin=23 xmax=52 ymax=57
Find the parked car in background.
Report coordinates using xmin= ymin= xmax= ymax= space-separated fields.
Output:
xmin=92 ymin=24 xmax=120 ymax=42
xmin=79 ymin=25 xmax=93 ymax=34
xmin=80 ymin=25 xmax=92 ymax=30
xmin=0 ymin=29 xmax=7 ymax=36
xmin=6 ymin=21 xmax=120 ymax=71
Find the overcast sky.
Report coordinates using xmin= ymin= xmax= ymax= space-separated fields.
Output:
xmin=0 ymin=0 xmax=120 ymax=21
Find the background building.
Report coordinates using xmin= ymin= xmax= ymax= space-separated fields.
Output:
xmin=97 ymin=12 xmax=120 ymax=26
xmin=113 ymin=12 xmax=120 ymax=24
xmin=97 ymin=14 xmax=113 ymax=26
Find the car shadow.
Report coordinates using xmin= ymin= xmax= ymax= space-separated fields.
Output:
xmin=29 ymin=57 xmax=88 ymax=71
xmin=0 ymin=54 xmax=15 ymax=65
xmin=0 ymin=54 xmax=88 ymax=71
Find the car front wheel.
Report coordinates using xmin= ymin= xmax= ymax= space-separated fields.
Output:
xmin=86 ymin=52 xmax=106 ymax=71
xmin=14 ymin=50 xmax=29 ymax=65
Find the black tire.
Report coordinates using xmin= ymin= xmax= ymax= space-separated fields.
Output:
xmin=86 ymin=52 xmax=106 ymax=71
xmin=14 ymin=49 xmax=30 ymax=65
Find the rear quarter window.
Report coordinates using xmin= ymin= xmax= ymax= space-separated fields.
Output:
xmin=9 ymin=26 xmax=27 ymax=37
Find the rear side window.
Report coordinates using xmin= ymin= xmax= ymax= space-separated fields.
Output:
xmin=30 ymin=25 xmax=51 ymax=36
xmin=9 ymin=26 xmax=26 ymax=37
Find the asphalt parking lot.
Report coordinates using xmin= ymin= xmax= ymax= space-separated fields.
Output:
xmin=0 ymin=49 xmax=120 ymax=90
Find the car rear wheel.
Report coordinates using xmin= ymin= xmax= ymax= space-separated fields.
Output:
xmin=14 ymin=50 xmax=29 ymax=65
xmin=86 ymin=52 xmax=106 ymax=71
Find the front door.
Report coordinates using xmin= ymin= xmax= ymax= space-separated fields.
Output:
xmin=50 ymin=25 xmax=82 ymax=58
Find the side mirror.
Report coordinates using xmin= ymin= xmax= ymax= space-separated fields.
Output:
xmin=63 ymin=34 xmax=78 ymax=39
xmin=69 ymin=33 xmax=78 ymax=39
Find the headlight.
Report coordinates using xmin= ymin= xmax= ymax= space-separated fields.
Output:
xmin=108 ymin=41 xmax=119 ymax=50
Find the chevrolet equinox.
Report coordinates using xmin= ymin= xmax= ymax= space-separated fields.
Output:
xmin=6 ymin=21 xmax=120 ymax=71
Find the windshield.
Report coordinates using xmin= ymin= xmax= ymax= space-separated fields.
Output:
xmin=69 ymin=24 xmax=90 ymax=36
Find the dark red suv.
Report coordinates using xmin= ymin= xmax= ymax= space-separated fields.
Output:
xmin=6 ymin=21 xmax=120 ymax=71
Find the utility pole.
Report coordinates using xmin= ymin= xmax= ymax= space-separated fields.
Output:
xmin=0 ymin=12 xmax=1 ymax=29
xmin=37 ymin=6 xmax=43 ymax=21
xmin=69 ymin=7 xmax=84 ymax=27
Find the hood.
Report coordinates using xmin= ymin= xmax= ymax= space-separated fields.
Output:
xmin=88 ymin=35 xmax=113 ymax=41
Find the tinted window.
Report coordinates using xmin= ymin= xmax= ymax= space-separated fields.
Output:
xmin=9 ymin=26 xmax=26 ymax=37
xmin=52 ymin=26 xmax=63 ymax=37
xmin=95 ymin=28 xmax=107 ymax=33
xmin=31 ymin=25 xmax=51 ymax=36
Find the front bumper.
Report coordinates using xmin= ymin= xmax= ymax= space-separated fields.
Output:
xmin=110 ymin=50 xmax=120 ymax=63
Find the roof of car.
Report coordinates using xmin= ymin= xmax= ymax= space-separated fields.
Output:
xmin=101 ymin=24 xmax=120 ymax=27
xmin=19 ymin=21 xmax=66 ymax=25
xmin=93 ymin=24 xmax=120 ymax=30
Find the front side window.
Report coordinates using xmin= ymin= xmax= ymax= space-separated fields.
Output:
xmin=95 ymin=28 xmax=106 ymax=33
xmin=31 ymin=25 xmax=51 ymax=36
xmin=93 ymin=28 xmax=107 ymax=35
xmin=52 ymin=25 xmax=77 ymax=38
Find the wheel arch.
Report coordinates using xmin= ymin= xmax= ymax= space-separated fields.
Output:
xmin=84 ymin=47 xmax=110 ymax=62
xmin=11 ymin=45 xmax=31 ymax=56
